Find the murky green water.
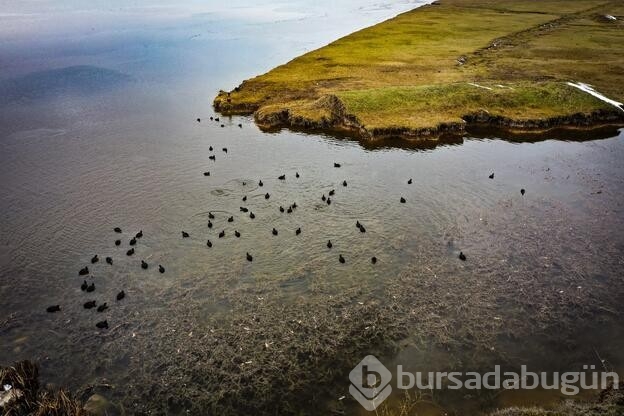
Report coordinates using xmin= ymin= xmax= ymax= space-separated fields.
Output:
xmin=1 ymin=1 xmax=623 ymax=414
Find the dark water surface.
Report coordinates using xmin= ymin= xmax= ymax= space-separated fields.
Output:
xmin=1 ymin=1 xmax=623 ymax=414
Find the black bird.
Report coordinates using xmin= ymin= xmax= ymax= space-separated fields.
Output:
xmin=228 ymin=216 xmax=234 ymax=223
xmin=81 ymin=280 xmax=88 ymax=291
xmin=265 ymin=193 xmax=270 ymax=199
xmin=295 ymin=172 xmax=300 ymax=178
xmin=208 ymin=212 xmax=215 ymax=219
xmin=342 ymin=180 xmax=347 ymax=187
xmin=329 ymin=189 xmax=335 ymax=196
xmin=356 ymin=221 xmax=361 ymax=229
xmin=249 ymin=212 xmax=255 ymax=219
xmin=115 ymin=240 xmax=121 ymax=246
xmin=141 ymin=260 xmax=148 ymax=269
xmin=400 ymin=197 xmax=406 ymax=203
xmin=246 ymin=252 xmax=253 ymax=262
xmin=280 ymin=206 xmax=285 ymax=213
xmin=240 ymin=207 xmax=249 ymax=213
xmin=204 ymin=172 xmax=211 ymax=176
xmin=46 ymin=305 xmax=61 ymax=313
xmin=327 ymin=198 xmax=331 ymax=205
xmin=79 ymin=267 xmax=89 ymax=276
xmin=91 ymin=255 xmax=99 ymax=264
xmin=222 ymin=148 xmax=228 ymax=153
xmin=136 ymin=230 xmax=143 ymax=239
xmin=322 ymin=194 xmax=326 ymax=201
xmin=182 ymin=231 xmax=190 ymax=238
xmin=292 ymin=202 xmax=297 ymax=209
xmin=259 ymin=180 xmax=264 ymax=187
xmin=339 ymin=254 xmax=345 ymax=264
xmin=114 ymin=227 xmax=122 ymax=233
xmin=215 ymin=117 xmax=220 ymax=122
xmin=334 ymin=163 xmax=341 ymax=168
xmin=459 ymin=252 xmax=467 ymax=261
xmin=287 ymin=207 xmax=293 ymax=214
xmin=521 ymin=189 xmax=526 ymax=196
xmin=238 ymin=123 xmax=243 ymax=128
xmin=327 ymin=240 xmax=333 ymax=249
xmin=84 ymin=301 xmax=96 ymax=309
xmin=242 ymin=196 xmax=247 ymax=202
xmin=235 ymin=230 xmax=241 ymax=238
xmin=159 ymin=265 xmax=165 ymax=273
xmin=97 ymin=303 xmax=108 ymax=313
xmin=208 ymin=220 xmax=213 ymax=228
xmin=408 ymin=179 xmax=413 ymax=185
xmin=127 ymin=248 xmax=135 ymax=256
xmin=130 ymin=238 xmax=137 ymax=246
xmin=96 ymin=320 xmax=109 ymax=329
xmin=209 ymin=155 xmax=216 ymax=161
xmin=278 ymin=174 xmax=286 ymax=180
xmin=207 ymin=239 xmax=213 ymax=247
xmin=220 ymin=124 xmax=225 ymax=128
xmin=209 ymin=146 xmax=213 ymax=151
xmin=371 ymin=256 xmax=377 ymax=264
xmin=359 ymin=225 xmax=366 ymax=233
xmin=489 ymin=173 xmax=495 ymax=179
xmin=272 ymin=228 xmax=278 ymax=236
xmin=197 ymin=118 xmax=201 ymax=122
xmin=86 ymin=283 xmax=95 ymax=292
xmin=106 ymin=257 xmax=113 ymax=265
xmin=243 ymin=182 xmax=246 ymax=186
xmin=117 ymin=290 xmax=125 ymax=301
xmin=219 ymin=230 xmax=225 ymax=238
xmin=296 ymin=227 xmax=301 ymax=235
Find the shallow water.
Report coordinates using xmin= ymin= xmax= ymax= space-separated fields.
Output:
xmin=1 ymin=1 xmax=624 ymax=414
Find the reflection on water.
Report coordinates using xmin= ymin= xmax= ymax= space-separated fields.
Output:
xmin=1 ymin=1 xmax=623 ymax=414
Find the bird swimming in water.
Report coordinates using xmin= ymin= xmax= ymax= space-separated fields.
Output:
xmin=219 ymin=230 xmax=225 ymax=238
xmin=400 ymin=197 xmax=406 ymax=203
xmin=182 ymin=231 xmax=190 ymax=238
xmin=115 ymin=240 xmax=121 ymax=246
xmin=106 ymin=257 xmax=113 ymax=265
xmin=79 ymin=267 xmax=89 ymax=276
xmin=238 ymin=123 xmax=243 ymax=128
xmin=117 ymin=290 xmax=125 ymax=300
xmin=278 ymin=174 xmax=286 ymax=180
xmin=334 ymin=163 xmax=341 ymax=168
xmin=246 ymin=252 xmax=253 ymax=262
xmin=339 ymin=254 xmax=345 ymax=264
xmin=84 ymin=300 xmax=96 ymax=309
xmin=242 ymin=196 xmax=247 ymax=202
xmin=240 ymin=207 xmax=249 ymax=213
xmin=272 ymin=228 xmax=278 ymax=236
xmin=296 ymin=227 xmax=301 ymax=235
xmin=197 ymin=118 xmax=201 ymax=122
xmin=97 ymin=303 xmax=108 ymax=313
xmin=371 ymin=257 xmax=377 ymax=264
xmin=265 ymin=193 xmax=270 ymax=199
xmin=136 ymin=230 xmax=143 ymax=239
xmin=322 ymin=194 xmax=326 ymax=202
xmin=228 ymin=216 xmax=234 ymax=223
xmin=86 ymin=283 xmax=95 ymax=292
xmin=208 ymin=212 xmax=215 ymax=219
xmin=130 ymin=238 xmax=136 ymax=246
xmin=356 ymin=221 xmax=361 ymax=229
xmin=521 ymin=189 xmax=526 ymax=196
xmin=114 ymin=227 xmax=122 ymax=233
xmin=159 ymin=265 xmax=165 ymax=273
xmin=329 ymin=190 xmax=335 ymax=196
xmin=208 ymin=220 xmax=213 ymax=228
xmin=127 ymin=248 xmax=135 ymax=256
xmin=91 ymin=255 xmax=99 ymax=264
xmin=327 ymin=240 xmax=333 ymax=249
xmin=280 ymin=206 xmax=285 ymax=213
xmin=287 ymin=207 xmax=293 ymax=214
xmin=235 ymin=230 xmax=241 ymax=238
xmin=209 ymin=146 xmax=213 ymax=151
xmin=249 ymin=212 xmax=255 ymax=219
xmin=47 ymin=305 xmax=61 ymax=313
xmin=141 ymin=260 xmax=148 ymax=269
xmin=359 ymin=224 xmax=366 ymax=233
xmin=207 ymin=239 xmax=213 ymax=247
xmin=259 ymin=180 xmax=263 ymax=187
xmin=327 ymin=198 xmax=331 ymax=205
xmin=96 ymin=320 xmax=109 ymax=329
xmin=209 ymin=155 xmax=216 ymax=161
xmin=342 ymin=180 xmax=347 ymax=187
xmin=292 ymin=202 xmax=297 ymax=209
xmin=222 ymin=148 xmax=228 ymax=153
xmin=459 ymin=252 xmax=467 ymax=261
xmin=296 ymin=172 xmax=300 ymax=178
xmin=408 ymin=179 xmax=413 ymax=184
xmin=204 ymin=172 xmax=210 ymax=176
xmin=489 ymin=173 xmax=494 ymax=179
xmin=81 ymin=280 xmax=88 ymax=291
xmin=215 ymin=117 xmax=220 ymax=122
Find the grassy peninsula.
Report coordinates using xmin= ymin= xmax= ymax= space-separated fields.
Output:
xmin=214 ymin=0 xmax=624 ymax=140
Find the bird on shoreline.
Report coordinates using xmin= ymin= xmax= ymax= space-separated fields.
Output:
xmin=46 ymin=305 xmax=61 ymax=313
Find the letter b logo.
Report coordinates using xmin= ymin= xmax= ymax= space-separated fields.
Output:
xmin=349 ymin=355 xmax=392 ymax=411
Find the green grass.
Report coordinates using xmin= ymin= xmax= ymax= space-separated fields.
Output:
xmin=215 ymin=0 xmax=624 ymax=137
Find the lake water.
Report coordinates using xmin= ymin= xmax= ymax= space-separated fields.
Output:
xmin=1 ymin=1 xmax=623 ymax=415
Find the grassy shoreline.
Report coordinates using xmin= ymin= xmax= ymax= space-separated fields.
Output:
xmin=214 ymin=0 xmax=624 ymax=140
